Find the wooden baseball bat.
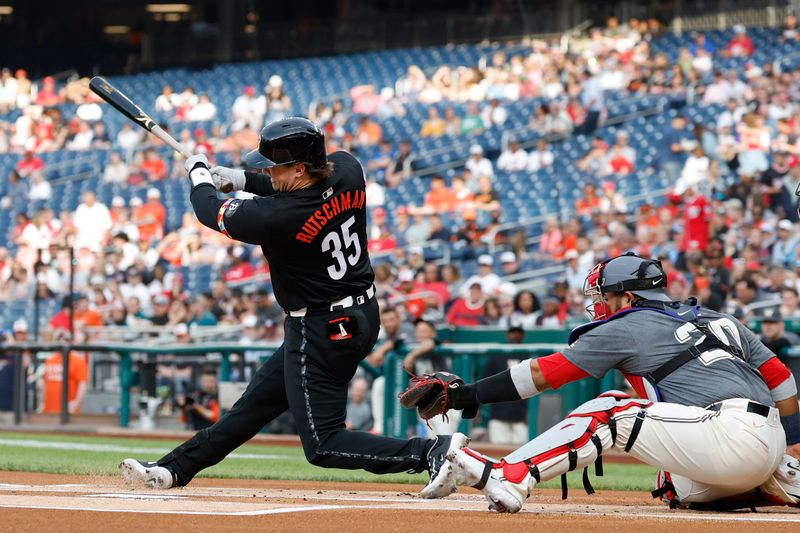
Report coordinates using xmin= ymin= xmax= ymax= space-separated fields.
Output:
xmin=89 ymin=75 xmax=192 ymax=158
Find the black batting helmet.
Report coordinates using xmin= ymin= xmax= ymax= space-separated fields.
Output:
xmin=245 ymin=116 xmax=327 ymax=170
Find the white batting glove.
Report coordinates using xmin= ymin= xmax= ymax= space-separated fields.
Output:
xmin=210 ymin=166 xmax=246 ymax=193
xmin=185 ymin=154 xmax=213 ymax=187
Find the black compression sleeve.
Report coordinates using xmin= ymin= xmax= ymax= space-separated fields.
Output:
xmin=189 ymin=183 xmax=222 ymax=230
xmin=244 ymin=171 xmax=276 ymax=196
xmin=475 ymin=369 xmax=523 ymax=404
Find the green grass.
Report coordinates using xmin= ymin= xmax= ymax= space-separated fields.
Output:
xmin=0 ymin=432 xmax=656 ymax=490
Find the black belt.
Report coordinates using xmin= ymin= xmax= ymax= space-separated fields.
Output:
xmin=288 ymin=285 xmax=375 ymax=317
xmin=707 ymin=400 xmax=771 ymax=418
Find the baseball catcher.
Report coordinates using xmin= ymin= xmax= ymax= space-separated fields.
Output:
xmin=401 ymin=253 xmax=800 ymax=512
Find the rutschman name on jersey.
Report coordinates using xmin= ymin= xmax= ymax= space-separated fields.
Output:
xmin=295 ymin=189 xmax=367 ymax=244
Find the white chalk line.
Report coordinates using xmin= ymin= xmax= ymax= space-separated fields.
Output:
xmin=1 ymin=486 xmax=800 ymax=522
xmin=1 ymin=481 xmax=799 ymax=521
xmin=1 ymin=501 xmax=800 ymax=521
xmin=0 ymin=503 xmax=346 ymax=516
xmin=0 ymin=483 xmax=482 ymax=505
xmin=87 ymin=493 xmax=187 ymax=500
xmin=0 ymin=438 xmax=290 ymax=460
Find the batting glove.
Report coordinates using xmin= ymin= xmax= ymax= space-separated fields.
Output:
xmin=185 ymin=154 xmax=213 ymax=187
xmin=210 ymin=166 xmax=246 ymax=193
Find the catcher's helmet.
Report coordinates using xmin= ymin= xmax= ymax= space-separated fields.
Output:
xmin=245 ymin=116 xmax=327 ymax=170
xmin=583 ymin=252 xmax=669 ymax=320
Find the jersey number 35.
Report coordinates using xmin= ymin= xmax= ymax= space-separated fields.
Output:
xmin=322 ymin=215 xmax=362 ymax=280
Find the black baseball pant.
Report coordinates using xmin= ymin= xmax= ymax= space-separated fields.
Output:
xmin=157 ymin=298 xmax=431 ymax=485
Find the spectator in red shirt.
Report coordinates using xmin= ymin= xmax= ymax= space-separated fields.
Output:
xmin=16 ymin=150 xmax=44 ymax=177
xmin=419 ymin=262 xmax=450 ymax=308
xmin=726 ymin=25 xmax=754 ymax=57
xmin=446 ymin=281 xmax=485 ymax=326
xmin=141 ymin=149 xmax=167 ymax=181
xmin=223 ymin=250 xmax=255 ymax=282
xmin=367 ymin=207 xmax=399 ymax=252
xmin=35 ymin=76 xmax=61 ymax=107
xmin=680 ymin=186 xmax=712 ymax=253
xmin=50 ymin=295 xmax=74 ymax=334
xmin=603 ymin=144 xmax=635 ymax=175
xmin=194 ymin=129 xmax=214 ymax=155
xmin=575 ymin=183 xmax=602 ymax=216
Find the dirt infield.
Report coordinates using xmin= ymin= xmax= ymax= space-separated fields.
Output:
xmin=1 ymin=471 xmax=799 ymax=532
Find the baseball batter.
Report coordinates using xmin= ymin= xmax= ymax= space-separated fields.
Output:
xmin=404 ymin=253 xmax=800 ymax=512
xmin=120 ymin=117 xmax=465 ymax=490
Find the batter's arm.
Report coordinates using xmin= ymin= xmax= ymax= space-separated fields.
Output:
xmin=244 ymin=170 xmax=276 ymax=196
xmin=450 ymin=353 xmax=589 ymax=411
xmin=189 ymin=183 xmax=272 ymax=245
xmin=776 ymin=395 xmax=800 ymax=458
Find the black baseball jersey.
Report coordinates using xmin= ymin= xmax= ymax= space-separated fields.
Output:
xmin=190 ymin=151 xmax=375 ymax=311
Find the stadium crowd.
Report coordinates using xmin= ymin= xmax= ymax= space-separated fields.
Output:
xmin=3 ymin=15 xmax=800 ymax=439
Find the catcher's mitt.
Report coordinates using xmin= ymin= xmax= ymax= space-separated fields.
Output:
xmin=398 ymin=371 xmax=464 ymax=420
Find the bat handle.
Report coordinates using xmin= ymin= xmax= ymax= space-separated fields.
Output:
xmin=151 ymin=124 xmax=193 ymax=158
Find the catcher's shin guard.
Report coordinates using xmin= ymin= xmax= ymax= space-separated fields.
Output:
xmin=451 ymin=448 xmax=532 ymax=513
xmin=462 ymin=391 xmax=651 ymax=512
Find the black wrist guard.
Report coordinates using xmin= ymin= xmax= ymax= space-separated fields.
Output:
xmin=449 ymin=383 xmax=480 ymax=419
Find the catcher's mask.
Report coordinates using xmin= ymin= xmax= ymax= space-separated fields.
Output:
xmin=583 ymin=252 xmax=669 ymax=320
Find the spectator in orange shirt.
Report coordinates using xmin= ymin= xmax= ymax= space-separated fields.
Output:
xmin=396 ymin=268 xmax=427 ymax=319
xmin=41 ymin=345 xmax=88 ymax=415
xmin=134 ymin=188 xmax=166 ymax=243
xmin=73 ymin=293 xmax=103 ymax=330
xmin=141 ymin=149 xmax=167 ymax=181
xmin=420 ymin=175 xmax=457 ymax=213
xmin=354 ymin=115 xmax=382 ymax=146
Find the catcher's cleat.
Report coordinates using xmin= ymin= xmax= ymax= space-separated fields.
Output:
xmin=119 ymin=459 xmax=176 ymax=489
xmin=420 ymin=432 xmax=469 ymax=499
xmin=773 ymin=456 xmax=800 ymax=502
xmin=451 ymin=447 xmax=532 ymax=513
